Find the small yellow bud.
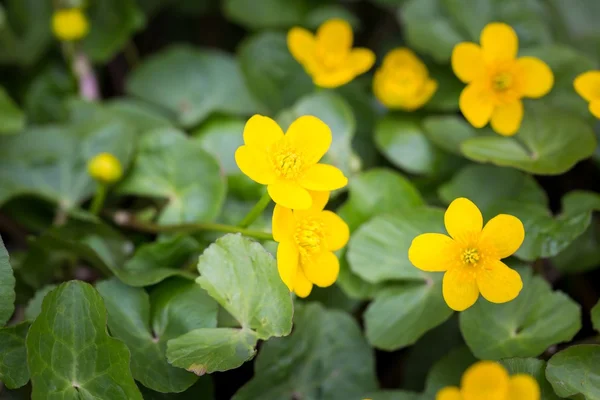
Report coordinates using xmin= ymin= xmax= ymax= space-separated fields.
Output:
xmin=52 ymin=8 xmax=89 ymax=42
xmin=88 ymin=153 xmax=123 ymax=184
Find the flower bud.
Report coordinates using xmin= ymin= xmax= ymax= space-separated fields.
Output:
xmin=88 ymin=153 xmax=123 ymax=184
xmin=52 ymin=8 xmax=89 ymax=42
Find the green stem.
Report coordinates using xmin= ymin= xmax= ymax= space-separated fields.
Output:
xmin=114 ymin=214 xmax=274 ymax=241
xmin=238 ymin=191 xmax=271 ymax=229
xmin=90 ymin=184 xmax=107 ymax=215
xmin=124 ymin=41 xmax=140 ymax=69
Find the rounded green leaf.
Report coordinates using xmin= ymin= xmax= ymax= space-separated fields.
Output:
xmin=0 ymin=86 xmax=24 ymax=134
xmin=223 ymin=0 xmax=310 ymax=29
xmin=26 ymin=281 xmax=142 ymax=400
xmin=460 ymin=268 xmax=581 ymax=360
xmin=500 ymin=358 xmax=560 ymax=400
xmin=233 ymin=303 xmax=378 ymax=400
xmin=546 ymin=345 xmax=600 ymax=400
xmin=0 ymin=234 xmax=15 ymax=326
xmin=422 ymin=115 xmax=480 ymax=155
xmin=551 ymin=223 xmax=600 ymax=274
xmin=24 ymin=285 xmax=57 ymax=321
xmin=461 ymin=106 xmax=597 ymax=175
xmin=118 ymin=128 xmax=226 ymax=224
xmin=126 ymin=46 xmax=261 ymax=127
xmin=0 ymin=322 xmax=29 ymax=389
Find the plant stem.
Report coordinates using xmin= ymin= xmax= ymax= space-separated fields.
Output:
xmin=113 ymin=212 xmax=274 ymax=241
xmin=90 ymin=184 xmax=107 ymax=215
xmin=238 ymin=191 xmax=271 ymax=229
xmin=124 ymin=41 xmax=140 ymax=69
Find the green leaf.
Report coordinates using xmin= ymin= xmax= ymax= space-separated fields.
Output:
xmin=167 ymin=234 xmax=293 ymax=374
xmin=233 ymin=303 xmax=378 ymax=400
xmin=546 ymin=345 xmax=600 ymax=400
xmin=347 ymin=207 xmax=445 ymax=283
xmin=126 ymin=46 xmax=261 ymax=127
xmin=278 ymin=91 xmax=360 ymax=179
xmin=500 ymin=358 xmax=560 ymax=400
xmin=0 ymin=234 xmax=15 ymax=326
xmin=25 ymin=64 xmax=76 ymax=124
xmin=223 ymin=0 xmax=310 ymax=30
xmin=0 ymin=322 xmax=29 ymax=389
xmin=140 ymin=376 xmax=214 ymax=400
xmin=26 ymin=281 xmax=142 ymax=399
xmin=24 ymin=285 xmax=57 ymax=321
xmin=238 ymin=32 xmax=312 ymax=114
xmin=460 ymin=268 xmax=581 ymax=360
xmin=592 ymin=300 xmax=600 ymax=333
xmin=96 ymin=278 xmax=217 ymax=393
xmin=422 ymin=115 xmax=479 ymax=155
xmin=438 ymin=164 xmax=548 ymax=216
xmin=0 ymin=86 xmax=24 ymax=134
xmin=364 ymin=276 xmax=453 ymax=351
xmin=304 ymin=5 xmax=361 ymax=30
xmin=375 ymin=115 xmax=441 ymax=175
xmin=461 ymin=106 xmax=597 ymax=175
xmin=424 ymin=346 xmax=476 ymax=395
xmin=423 ymin=65 xmax=463 ymax=112
xmin=81 ymin=0 xmax=145 ymax=62
xmin=365 ymin=391 xmax=423 ymax=400
xmin=551 ymin=223 xmax=600 ymax=274
xmin=118 ymin=128 xmax=226 ymax=224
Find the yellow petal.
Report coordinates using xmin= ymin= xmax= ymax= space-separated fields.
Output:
xmin=436 ymin=387 xmax=463 ymax=400
xmin=508 ymin=375 xmax=541 ymax=400
xmin=479 ymin=214 xmax=525 ymax=259
xmin=459 ymin=83 xmax=494 ymax=128
xmin=383 ymin=48 xmax=424 ymax=71
xmin=516 ymin=57 xmax=554 ymax=98
xmin=590 ymin=100 xmax=600 ymax=119
xmin=320 ymin=210 xmax=350 ymax=251
xmin=574 ymin=70 xmax=600 ymax=102
xmin=442 ymin=265 xmax=480 ymax=311
xmin=480 ymin=22 xmax=518 ymax=62
xmin=476 ymin=259 xmax=522 ymax=304
xmin=285 ymin=115 xmax=332 ymax=165
xmin=408 ymin=233 xmax=458 ymax=272
xmin=308 ymin=190 xmax=330 ymax=212
xmin=316 ymin=18 xmax=353 ymax=53
xmin=277 ymin=240 xmax=299 ymax=291
xmin=461 ymin=361 xmax=510 ymax=400
xmin=411 ymin=79 xmax=438 ymax=110
xmin=490 ymin=100 xmax=523 ymax=136
xmin=268 ymin=180 xmax=312 ymax=209
xmin=452 ymin=42 xmax=485 ymax=83
xmin=293 ymin=267 xmax=313 ymax=298
xmin=349 ymin=48 xmax=375 ymax=75
xmin=444 ymin=198 xmax=483 ymax=242
xmin=272 ymin=204 xmax=295 ymax=243
xmin=299 ymin=163 xmax=348 ymax=191
xmin=243 ymin=115 xmax=284 ymax=151
xmin=287 ymin=27 xmax=315 ymax=63
xmin=313 ymin=67 xmax=356 ymax=88
xmin=302 ymin=251 xmax=339 ymax=287
xmin=235 ymin=145 xmax=276 ymax=185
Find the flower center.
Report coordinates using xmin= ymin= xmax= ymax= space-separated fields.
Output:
xmin=272 ymin=148 xmax=304 ymax=179
xmin=492 ymin=72 xmax=513 ymax=92
xmin=295 ymin=218 xmax=325 ymax=260
xmin=462 ymin=248 xmax=480 ymax=265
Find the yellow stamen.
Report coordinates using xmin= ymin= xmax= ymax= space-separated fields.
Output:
xmin=492 ymin=72 xmax=513 ymax=92
xmin=462 ymin=248 xmax=480 ymax=265
xmin=272 ymin=148 xmax=304 ymax=179
xmin=295 ymin=218 xmax=325 ymax=259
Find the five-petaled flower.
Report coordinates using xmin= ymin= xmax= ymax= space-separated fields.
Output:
xmin=273 ymin=191 xmax=349 ymax=297
xmin=574 ymin=71 xmax=600 ymax=119
xmin=436 ymin=360 xmax=540 ymax=400
xmin=235 ymin=115 xmax=348 ymax=210
xmin=287 ymin=18 xmax=375 ymax=88
xmin=373 ymin=48 xmax=437 ymax=110
xmin=408 ymin=197 xmax=524 ymax=311
xmin=52 ymin=8 xmax=89 ymax=42
xmin=451 ymin=22 xmax=554 ymax=136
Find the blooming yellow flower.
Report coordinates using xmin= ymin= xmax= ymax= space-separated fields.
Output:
xmin=436 ymin=360 xmax=540 ymax=400
xmin=408 ymin=198 xmax=524 ymax=311
xmin=574 ymin=71 xmax=600 ymax=119
xmin=451 ymin=22 xmax=554 ymax=136
xmin=273 ymin=191 xmax=349 ymax=298
xmin=52 ymin=8 xmax=89 ymax=42
xmin=235 ymin=115 xmax=348 ymax=210
xmin=287 ymin=19 xmax=375 ymax=88
xmin=373 ymin=48 xmax=437 ymax=110
xmin=88 ymin=153 xmax=123 ymax=184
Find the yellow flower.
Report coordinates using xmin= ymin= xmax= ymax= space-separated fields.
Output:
xmin=235 ymin=115 xmax=348 ymax=210
xmin=451 ymin=22 xmax=554 ymax=136
xmin=287 ymin=19 xmax=375 ymax=88
xmin=408 ymin=198 xmax=524 ymax=311
xmin=88 ymin=153 xmax=123 ymax=184
xmin=52 ymin=8 xmax=89 ymax=42
xmin=574 ymin=71 xmax=600 ymax=119
xmin=373 ymin=48 xmax=437 ymax=110
xmin=273 ymin=191 xmax=349 ymax=298
xmin=436 ymin=360 xmax=540 ymax=400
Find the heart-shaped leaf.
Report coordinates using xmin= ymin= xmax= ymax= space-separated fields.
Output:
xmin=0 ymin=322 xmax=29 ymax=389
xmin=546 ymin=345 xmax=600 ymax=400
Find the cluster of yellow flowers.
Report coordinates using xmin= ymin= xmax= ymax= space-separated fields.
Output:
xmin=235 ymin=115 xmax=350 ymax=297
xmin=288 ymin=19 xmax=600 ymax=137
